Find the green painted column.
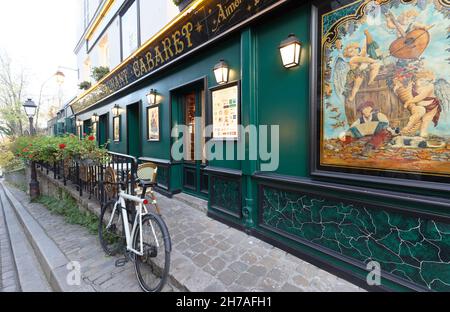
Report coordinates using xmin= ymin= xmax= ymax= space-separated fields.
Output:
xmin=240 ymin=28 xmax=258 ymax=229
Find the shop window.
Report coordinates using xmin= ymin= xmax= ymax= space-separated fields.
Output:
xmin=184 ymin=92 xmax=196 ymax=162
xmin=83 ymin=57 xmax=92 ymax=82
xmin=98 ymin=33 xmax=110 ymax=68
xmin=121 ymin=1 xmax=139 ymax=60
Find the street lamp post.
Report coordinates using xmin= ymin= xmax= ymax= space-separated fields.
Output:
xmin=56 ymin=66 xmax=80 ymax=82
xmin=23 ymin=99 xmax=37 ymax=135
xmin=23 ymin=99 xmax=40 ymax=200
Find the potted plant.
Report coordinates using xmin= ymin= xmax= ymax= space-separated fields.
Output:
xmin=91 ymin=66 xmax=110 ymax=82
xmin=78 ymin=81 xmax=92 ymax=90
xmin=173 ymin=0 xmax=194 ymax=11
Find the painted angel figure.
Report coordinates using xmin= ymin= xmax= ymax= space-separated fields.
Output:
xmin=334 ymin=40 xmax=381 ymax=104
xmin=400 ymin=70 xmax=450 ymax=138
xmin=385 ymin=9 xmax=433 ymax=37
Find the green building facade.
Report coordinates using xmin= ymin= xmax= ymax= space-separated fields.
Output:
xmin=71 ymin=0 xmax=450 ymax=291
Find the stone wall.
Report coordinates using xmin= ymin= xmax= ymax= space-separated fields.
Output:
xmin=33 ymin=167 xmax=102 ymax=218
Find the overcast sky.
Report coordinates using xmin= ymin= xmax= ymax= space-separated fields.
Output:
xmin=0 ymin=0 xmax=80 ymax=126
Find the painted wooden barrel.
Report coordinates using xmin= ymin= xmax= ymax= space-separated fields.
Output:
xmin=344 ymin=72 xmax=410 ymax=129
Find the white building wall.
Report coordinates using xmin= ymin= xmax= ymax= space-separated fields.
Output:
xmin=140 ymin=0 xmax=179 ymax=45
xmin=107 ymin=17 xmax=122 ymax=69
xmin=75 ymin=0 xmax=181 ymax=91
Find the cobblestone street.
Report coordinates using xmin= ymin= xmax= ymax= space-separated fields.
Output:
xmin=1 ymin=180 xmax=362 ymax=292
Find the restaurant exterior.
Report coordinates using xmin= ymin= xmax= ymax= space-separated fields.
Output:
xmin=70 ymin=0 xmax=450 ymax=291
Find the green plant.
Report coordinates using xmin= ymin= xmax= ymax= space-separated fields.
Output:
xmin=173 ymin=0 xmax=192 ymax=5
xmin=0 ymin=142 xmax=24 ymax=172
xmin=10 ymin=134 xmax=110 ymax=164
xmin=91 ymin=66 xmax=110 ymax=82
xmin=78 ymin=81 xmax=92 ymax=90
xmin=35 ymin=194 xmax=99 ymax=235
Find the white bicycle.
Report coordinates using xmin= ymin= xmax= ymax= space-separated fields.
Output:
xmin=98 ymin=164 xmax=171 ymax=292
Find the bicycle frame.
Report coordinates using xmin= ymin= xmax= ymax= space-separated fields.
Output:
xmin=106 ymin=191 xmax=156 ymax=256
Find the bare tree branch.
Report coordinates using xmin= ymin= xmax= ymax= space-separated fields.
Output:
xmin=0 ymin=52 xmax=28 ymax=138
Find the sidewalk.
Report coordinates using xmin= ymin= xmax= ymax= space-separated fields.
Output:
xmin=4 ymin=182 xmax=363 ymax=292
xmin=3 ymin=183 xmax=178 ymax=292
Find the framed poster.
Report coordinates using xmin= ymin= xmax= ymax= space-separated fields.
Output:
xmin=211 ymin=82 xmax=240 ymax=140
xmin=113 ymin=116 xmax=121 ymax=142
xmin=147 ymin=106 xmax=160 ymax=141
xmin=311 ymin=0 xmax=450 ymax=189
xmin=92 ymin=122 xmax=97 ymax=138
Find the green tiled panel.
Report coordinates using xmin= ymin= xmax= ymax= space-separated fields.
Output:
xmin=261 ymin=186 xmax=450 ymax=291
xmin=157 ymin=166 xmax=169 ymax=188
xmin=211 ymin=177 xmax=241 ymax=216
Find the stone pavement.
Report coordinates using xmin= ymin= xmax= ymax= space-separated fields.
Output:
xmin=5 ymin=182 xmax=363 ymax=292
xmin=157 ymin=194 xmax=363 ymax=292
xmin=0 ymin=184 xmax=20 ymax=292
xmin=5 ymin=184 xmax=179 ymax=292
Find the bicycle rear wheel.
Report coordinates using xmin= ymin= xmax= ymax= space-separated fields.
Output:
xmin=99 ymin=200 xmax=125 ymax=256
xmin=133 ymin=213 xmax=171 ymax=292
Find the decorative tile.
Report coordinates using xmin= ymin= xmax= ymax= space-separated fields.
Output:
xmin=261 ymin=186 xmax=450 ymax=291
xmin=211 ymin=177 xmax=241 ymax=217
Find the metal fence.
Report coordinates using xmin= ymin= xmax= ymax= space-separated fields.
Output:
xmin=37 ymin=152 xmax=138 ymax=206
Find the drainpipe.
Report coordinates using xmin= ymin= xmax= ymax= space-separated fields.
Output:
xmin=240 ymin=28 xmax=258 ymax=230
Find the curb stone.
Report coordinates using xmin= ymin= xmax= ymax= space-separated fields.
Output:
xmin=1 ymin=182 xmax=94 ymax=292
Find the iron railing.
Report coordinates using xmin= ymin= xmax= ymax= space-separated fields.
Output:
xmin=36 ymin=152 xmax=138 ymax=206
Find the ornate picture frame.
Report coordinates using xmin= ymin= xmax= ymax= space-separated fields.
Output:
xmin=147 ymin=105 xmax=160 ymax=142
xmin=310 ymin=0 xmax=450 ymax=191
xmin=113 ymin=116 xmax=121 ymax=142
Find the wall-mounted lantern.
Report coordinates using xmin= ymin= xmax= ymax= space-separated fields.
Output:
xmin=279 ymin=34 xmax=302 ymax=68
xmin=76 ymin=119 xmax=83 ymax=127
xmin=146 ymin=89 xmax=160 ymax=106
xmin=112 ymin=104 xmax=122 ymax=117
xmin=214 ymin=60 xmax=229 ymax=85
xmin=91 ymin=113 xmax=99 ymax=123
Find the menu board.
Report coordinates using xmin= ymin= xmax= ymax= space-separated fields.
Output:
xmin=212 ymin=85 xmax=239 ymax=139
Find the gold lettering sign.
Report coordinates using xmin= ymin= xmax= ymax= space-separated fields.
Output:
xmin=131 ymin=21 xmax=193 ymax=78
xmin=71 ymin=0 xmax=282 ymax=114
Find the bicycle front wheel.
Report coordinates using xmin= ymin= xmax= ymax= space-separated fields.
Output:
xmin=133 ymin=213 xmax=171 ymax=292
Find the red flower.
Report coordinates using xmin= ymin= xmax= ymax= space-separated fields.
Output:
xmin=23 ymin=148 xmax=29 ymax=153
xmin=28 ymin=155 xmax=33 ymax=159
xmin=88 ymin=135 xmax=95 ymax=141
xmin=59 ymin=143 xmax=66 ymax=150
